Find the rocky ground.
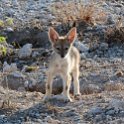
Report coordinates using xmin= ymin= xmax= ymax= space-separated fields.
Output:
xmin=0 ymin=0 xmax=124 ymax=124
xmin=0 ymin=87 xmax=124 ymax=124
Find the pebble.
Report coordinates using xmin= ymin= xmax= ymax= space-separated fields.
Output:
xmin=89 ymin=107 xmax=103 ymax=115
xmin=18 ymin=44 xmax=32 ymax=59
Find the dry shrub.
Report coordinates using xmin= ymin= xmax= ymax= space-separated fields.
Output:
xmin=0 ymin=73 xmax=17 ymax=109
xmin=105 ymin=18 xmax=124 ymax=44
xmin=104 ymin=82 xmax=124 ymax=91
xmin=51 ymin=1 xmax=107 ymax=25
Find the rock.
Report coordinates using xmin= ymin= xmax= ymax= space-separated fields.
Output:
xmin=25 ymin=78 xmax=37 ymax=91
xmin=6 ymin=27 xmax=14 ymax=32
xmin=18 ymin=44 xmax=32 ymax=59
xmin=89 ymin=107 xmax=103 ymax=115
xmin=74 ymin=41 xmax=89 ymax=53
xmin=7 ymin=29 xmax=50 ymax=48
xmin=3 ymin=61 xmax=17 ymax=73
xmin=110 ymin=99 xmax=124 ymax=110
xmin=44 ymin=116 xmax=60 ymax=124
xmin=0 ymin=7 xmax=3 ymax=12
xmin=32 ymin=51 xmax=40 ymax=58
xmin=1 ymin=71 xmax=26 ymax=90
xmin=106 ymin=14 xmax=115 ymax=24
xmin=6 ymin=8 xmax=15 ymax=16
xmin=44 ymin=116 xmax=53 ymax=123
xmin=106 ymin=110 xmax=115 ymax=115
xmin=115 ymin=70 xmax=123 ymax=77
xmin=80 ymin=82 xmax=101 ymax=94
xmin=18 ymin=86 xmax=26 ymax=92
xmin=99 ymin=42 xmax=108 ymax=51
xmin=11 ymin=71 xmax=25 ymax=78
xmin=80 ymin=53 xmax=87 ymax=59
xmin=64 ymin=110 xmax=79 ymax=117
xmin=119 ymin=111 xmax=124 ymax=117
xmin=35 ymin=77 xmax=63 ymax=94
xmin=12 ymin=0 xmax=19 ymax=7
xmin=94 ymin=114 xmax=105 ymax=123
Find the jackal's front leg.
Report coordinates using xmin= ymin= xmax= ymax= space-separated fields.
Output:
xmin=72 ymin=67 xmax=81 ymax=96
xmin=61 ymin=74 xmax=72 ymax=102
xmin=43 ymin=72 xmax=53 ymax=101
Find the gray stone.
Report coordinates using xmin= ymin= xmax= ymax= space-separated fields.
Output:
xmin=74 ymin=41 xmax=89 ymax=53
xmin=106 ymin=110 xmax=115 ymax=115
xmin=99 ymin=42 xmax=108 ymax=51
xmin=107 ymin=14 xmax=115 ymax=24
xmin=110 ymin=99 xmax=124 ymax=110
xmin=6 ymin=27 xmax=14 ymax=32
xmin=11 ymin=71 xmax=25 ymax=78
xmin=119 ymin=111 xmax=124 ymax=117
xmin=89 ymin=107 xmax=103 ymax=115
xmin=18 ymin=44 xmax=32 ymax=59
xmin=3 ymin=61 xmax=17 ymax=73
xmin=1 ymin=71 xmax=26 ymax=90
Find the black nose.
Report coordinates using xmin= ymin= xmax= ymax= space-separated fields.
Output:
xmin=61 ymin=54 xmax=64 ymax=58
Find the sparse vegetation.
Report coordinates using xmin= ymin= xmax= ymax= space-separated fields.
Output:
xmin=24 ymin=66 xmax=39 ymax=72
xmin=51 ymin=1 xmax=107 ymax=25
xmin=0 ymin=36 xmax=7 ymax=57
xmin=0 ymin=45 xmax=7 ymax=56
xmin=5 ymin=17 xmax=14 ymax=26
xmin=0 ymin=36 xmax=6 ymax=43
xmin=105 ymin=27 xmax=124 ymax=44
xmin=0 ymin=20 xmax=4 ymax=27
xmin=104 ymin=82 xmax=124 ymax=91
xmin=0 ymin=18 xmax=14 ymax=28
xmin=0 ymin=0 xmax=124 ymax=123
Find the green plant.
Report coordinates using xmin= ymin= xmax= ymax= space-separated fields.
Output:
xmin=5 ymin=17 xmax=14 ymax=26
xmin=0 ymin=45 xmax=7 ymax=56
xmin=25 ymin=66 xmax=39 ymax=72
xmin=0 ymin=20 xmax=4 ymax=27
xmin=0 ymin=36 xmax=6 ymax=43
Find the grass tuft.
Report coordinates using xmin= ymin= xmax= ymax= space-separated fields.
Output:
xmin=51 ymin=1 xmax=107 ymax=25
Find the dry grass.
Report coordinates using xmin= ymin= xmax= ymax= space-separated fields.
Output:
xmin=51 ymin=1 xmax=107 ymax=25
xmin=104 ymin=82 xmax=124 ymax=91
xmin=0 ymin=72 xmax=16 ymax=109
xmin=105 ymin=17 xmax=124 ymax=43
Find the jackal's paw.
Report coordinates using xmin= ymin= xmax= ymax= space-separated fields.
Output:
xmin=74 ymin=93 xmax=81 ymax=100
xmin=62 ymin=96 xmax=73 ymax=102
xmin=61 ymin=94 xmax=73 ymax=102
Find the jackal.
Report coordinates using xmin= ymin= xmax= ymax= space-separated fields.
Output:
xmin=43 ymin=27 xmax=80 ymax=102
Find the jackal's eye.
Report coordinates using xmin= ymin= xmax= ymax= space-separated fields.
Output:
xmin=56 ymin=47 xmax=60 ymax=50
xmin=65 ymin=47 xmax=68 ymax=50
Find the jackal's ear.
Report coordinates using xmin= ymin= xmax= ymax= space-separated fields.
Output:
xmin=67 ymin=27 xmax=77 ymax=43
xmin=48 ymin=27 xmax=59 ymax=43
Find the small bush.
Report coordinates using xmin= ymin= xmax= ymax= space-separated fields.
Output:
xmin=0 ymin=20 xmax=4 ymax=27
xmin=105 ymin=18 xmax=124 ymax=44
xmin=0 ymin=36 xmax=6 ymax=43
xmin=0 ymin=45 xmax=7 ymax=56
xmin=51 ymin=1 xmax=106 ymax=25
xmin=105 ymin=27 xmax=124 ymax=44
xmin=0 ymin=36 xmax=7 ymax=57
xmin=104 ymin=82 xmax=124 ymax=91
xmin=5 ymin=17 xmax=14 ymax=26
xmin=0 ymin=18 xmax=14 ymax=28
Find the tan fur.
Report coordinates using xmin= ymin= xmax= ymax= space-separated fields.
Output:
xmin=43 ymin=27 xmax=80 ymax=102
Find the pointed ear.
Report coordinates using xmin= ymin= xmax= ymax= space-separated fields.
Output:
xmin=67 ymin=27 xmax=77 ymax=43
xmin=48 ymin=27 xmax=59 ymax=43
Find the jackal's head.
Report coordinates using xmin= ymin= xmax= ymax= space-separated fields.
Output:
xmin=48 ymin=27 xmax=77 ymax=58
